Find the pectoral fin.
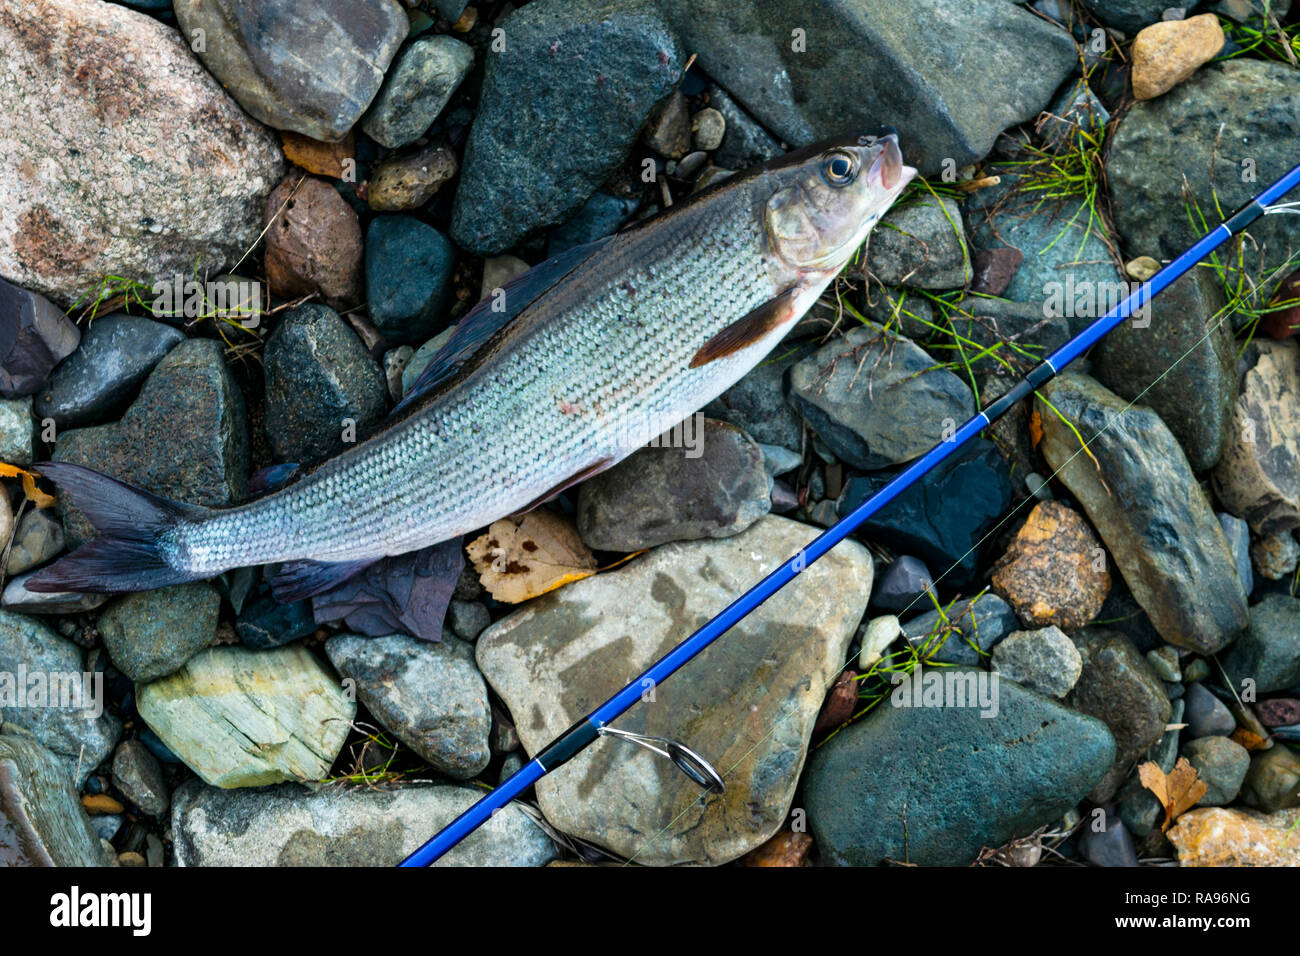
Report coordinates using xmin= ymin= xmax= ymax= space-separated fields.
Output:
xmin=689 ymin=288 xmax=800 ymax=368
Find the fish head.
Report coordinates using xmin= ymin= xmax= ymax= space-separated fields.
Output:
xmin=763 ymin=131 xmax=917 ymax=273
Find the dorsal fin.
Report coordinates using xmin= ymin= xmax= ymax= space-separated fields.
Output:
xmin=391 ymin=235 xmax=613 ymax=416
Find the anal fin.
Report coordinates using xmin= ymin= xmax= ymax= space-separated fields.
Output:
xmin=689 ymin=287 xmax=800 ymax=369
xmin=510 ymin=458 xmax=615 ymax=516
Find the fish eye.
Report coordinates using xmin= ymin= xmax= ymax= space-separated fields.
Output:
xmin=821 ymin=150 xmax=858 ymax=187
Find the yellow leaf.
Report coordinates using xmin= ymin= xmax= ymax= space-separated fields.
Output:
xmin=1028 ymin=407 xmax=1044 ymax=449
xmin=466 ymin=510 xmax=598 ymax=604
xmin=1139 ymin=757 xmax=1208 ymax=831
xmin=0 ymin=463 xmax=56 ymax=509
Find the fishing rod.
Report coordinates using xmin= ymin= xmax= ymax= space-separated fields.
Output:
xmin=400 ymin=158 xmax=1300 ymax=867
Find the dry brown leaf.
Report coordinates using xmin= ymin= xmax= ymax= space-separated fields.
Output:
xmin=1231 ymin=727 xmax=1269 ymax=752
xmin=1028 ymin=407 xmax=1044 ymax=449
xmin=1139 ymin=756 xmax=1207 ymax=831
xmin=466 ymin=510 xmax=598 ymax=604
xmin=1 ymin=463 xmax=56 ymax=508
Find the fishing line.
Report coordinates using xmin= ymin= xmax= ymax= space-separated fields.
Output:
xmin=399 ymin=158 xmax=1300 ymax=868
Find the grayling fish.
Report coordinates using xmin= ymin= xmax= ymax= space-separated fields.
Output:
xmin=30 ymin=132 xmax=916 ymax=599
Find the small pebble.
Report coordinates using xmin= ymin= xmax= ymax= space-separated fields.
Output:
xmin=858 ymin=615 xmax=901 ymax=670
xmin=1184 ymin=682 xmax=1237 ymax=738
xmin=1145 ymin=646 xmax=1182 ymax=682
xmin=1125 ymin=256 xmax=1161 ymax=281
xmin=82 ymin=793 xmax=125 ymax=815
xmin=691 ymin=108 xmax=726 ymax=151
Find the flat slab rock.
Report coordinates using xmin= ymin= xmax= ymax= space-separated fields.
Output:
xmin=476 ymin=515 xmax=873 ymax=865
xmin=170 ymin=779 xmax=557 ymax=866
xmin=136 ymin=645 xmax=355 ymax=789
xmin=0 ymin=729 xmax=108 ymax=866
xmin=0 ymin=0 xmax=283 ymax=307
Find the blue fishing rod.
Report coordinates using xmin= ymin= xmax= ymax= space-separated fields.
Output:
xmin=400 ymin=159 xmax=1300 ymax=867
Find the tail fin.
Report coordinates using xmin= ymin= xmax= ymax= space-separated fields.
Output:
xmin=24 ymin=462 xmax=208 ymax=593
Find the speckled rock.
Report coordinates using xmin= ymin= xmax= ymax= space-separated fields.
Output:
xmin=576 ymin=418 xmax=772 ymax=551
xmin=992 ymin=626 xmax=1082 ymax=698
xmin=325 ymin=633 xmax=491 ymax=779
xmin=0 ymin=0 xmax=284 ymax=307
xmin=804 ymin=671 xmax=1114 ymax=866
xmin=477 ymin=515 xmax=872 ymax=865
xmin=366 ymin=145 xmax=459 ymax=212
xmin=97 ymin=582 xmax=220 ymax=683
xmin=0 ymin=729 xmax=107 ymax=866
xmin=170 ymin=779 xmax=557 ymax=866
xmin=991 ymin=500 xmax=1111 ymax=632
xmin=52 ymin=337 xmax=250 ymax=545
xmin=32 ymin=315 xmax=185 ymax=428
xmin=1252 ymin=531 xmax=1300 ymax=580
xmin=173 ymin=0 xmax=408 ymax=142
xmin=4 ymin=509 xmax=65 ymax=575
xmin=263 ymin=304 xmax=388 ymax=467
xmin=1212 ymin=340 xmax=1300 ymax=537
xmin=0 ymin=610 xmax=120 ymax=788
xmin=1131 ymin=14 xmax=1225 ymax=101
xmin=362 ymin=35 xmax=473 ymax=149
xmin=111 ymin=739 xmax=169 ymax=817
xmin=1169 ymin=807 xmax=1300 ymax=866
xmin=450 ymin=0 xmax=683 ymax=254
xmin=1182 ymin=735 xmax=1250 ymax=806
xmin=1037 ymin=374 xmax=1248 ymax=654
xmin=0 ymin=397 xmax=32 ymax=466
xmin=136 ymin=645 xmax=355 ymax=789
xmin=1065 ymin=629 xmax=1172 ymax=802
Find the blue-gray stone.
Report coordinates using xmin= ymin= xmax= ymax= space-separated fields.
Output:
xmin=901 ymin=592 xmax=1018 ymax=664
xmin=1078 ymin=809 xmax=1139 ymax=867
xmin=1219 ymin=512 xmax=1254 ymax=596
xmin=1182 ymin=735 xmax=1250 ymax=806
xmin=364 ymin=216 xmax=456 ymax=344
xmin=547 ymin=192 xmax=640 ymax=256
xmin=804 ymin=670 xmax=1114 ymax=866
xmin=1222 ymin=594 xmax=1300 ymax=694
xmin=97 ymin=583 xmax=219 ymax=683
xmin=33 ymin=314 xmax=184 ymax=428
xmin=236 ymin=593 xmax=318 ymax=649
xmin=871 ymin=555 xmax=934 ymax=614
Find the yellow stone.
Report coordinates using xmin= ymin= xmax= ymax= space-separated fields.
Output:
xmin=1168 ymin=806 xmax=1300 ymax=866
xmin=1132 ymin=14 xmax=1226 ymax=101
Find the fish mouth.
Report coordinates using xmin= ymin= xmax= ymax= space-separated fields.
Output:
xmin=868 ymin=133 xmax=917 ymax=191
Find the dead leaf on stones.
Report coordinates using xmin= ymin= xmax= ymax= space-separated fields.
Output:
xmin=4 ymin=463 xmax=56 ymax=508
xmin=1139 ymin=757 xmax=1208 ymax=831
xmin=467 ymin=510 xmax=598 ymax=603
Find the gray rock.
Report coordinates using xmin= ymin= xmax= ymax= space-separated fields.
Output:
xmin=689 ymin=105 xmax=725 ymax=153
xmin=665 ymin=0 xmax=1076 ymax=176
xmin=0 ymin=0 xmax=283 ymax=307
xmin=788 ymin=323 xmax=974 ymax=470
xmin=1242 ymin=745 xmax=1300 ymax=813
xmin=4 ymin=508 xmax=65 ymax=576
xmin=758 ymin=443 xmax=802 ymax=478
xmin=111 ymin=739 xmax=169 ymax=817
xmin=1222 ymin=594 xmax=1300 ymax=694
xmin=1092 ymin=269 xmax=1235 ymax=472
xmin=576 ymin=418 xmax=772 ymax=550
xmin=861 ymin=286 xmax=936 ymax=341
xmin=644 ymin=91 xmax=692 ymax=158
xmin=1213 ymin=340 xmax=1300 ymax=537
xmin=477 ymin=515 xmax=872 ymax=865
xmin=263 ymin=304 xmax=388 ymax=467
xmin=1079 ymin=0 xmax=1178 ymax=32
xmin=382 ymin=346 xmax=414 ymax=402
xmin=871 ymin=555 xmax=934 ymax=614
xmin=1183 ymin=735 xmax=1251 ymax=806
xmin=447 ymin=600 xmax=491 ymax=642
xmin=1108 ymin=60 xmax=1300 ymax=303
xmin=947 ymin=297 xmax=1073 ymax=374
xmin=902 ymin=592 xmax=1019 ymax=665
xmin=0 ymin=609 xmax=121 ymax=788
xmin=0 ymin=397 xmax=32 ymax=465
xmin=702 ymin=344 xmax=808 ymax=453
xmin=1208 ymin=0 xmax=1293 ymax=21
xmin=992 ymin=626 xmax=1083 ymax=698
xmin=866 ymin=195 xmax=971 ymax=289
xmin=136 ymin=645 xmax=355 ymax=789
xmin=1078 ymin=809 xmax=1140 ymax=867
xmin=1065 ymin=629 xmax=1172 ymax=802
xmin=361 ymin=35 xmax=474 ymax=149
xmin=97 ymin=583 xmax=220 ymax=683
xmin=53 ymin=338 xmax=250 ymax=545
xmin=1145 ymin=646 xmax=1182 ymax=683
xmin=170 ymin=779 xmax=557 ymax=866
xmin=32 ymin=315 xmax=186 ymax=428
xmin=546 ymin=191 xmax=640 ymax=257
xmin=173 ymin=0 xmax=408 ymax=142
xmin=804 ymin=669 xmax=1114 ymax=865
xmin=1252 ymin=530 xmax=1300 ymax=580
xmin=1219 ymin=512 xmax=1254 ymax=596
xmin=1 ymin=572 xmax=108 ymax=615
xmin=325 ymin=633 xmax=491 ymax=779
xmin=967 ymin=172 xmax=1125 ymax=336
xmin=364 ymin=216 xmax=457 ymax=344
xmin=1039 ymin=80 xmax=1110 ymax=153
xmin=0 ymin=728 xmax=107 ymax=866
xmin=450 ymin=0 xmax=683 ymax=254
xmin=1037 ymin=374 xmax=1248 ymax=654
xmin=705 ymin=85 xmax=782 ymax=171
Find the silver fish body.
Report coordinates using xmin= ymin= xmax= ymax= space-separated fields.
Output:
xmin=30 ymin=134 xmax=916 ymax=594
